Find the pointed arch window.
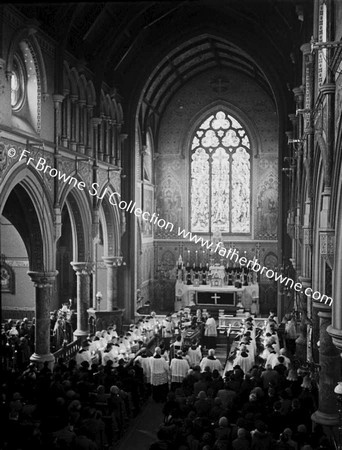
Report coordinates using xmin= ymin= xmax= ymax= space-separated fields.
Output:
xmin=190 ymin=110 xmax=251 ymax=234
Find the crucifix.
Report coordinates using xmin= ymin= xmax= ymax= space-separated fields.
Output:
xmin=211 ymin=293 xmax=221 ymax=303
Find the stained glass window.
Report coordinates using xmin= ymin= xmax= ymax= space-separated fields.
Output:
xmin=190 ymin=111 xmax=251 ymax=233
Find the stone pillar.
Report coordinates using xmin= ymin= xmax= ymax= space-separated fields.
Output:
xmin=98 ymin=116 xmax=104 ymax=161
xmin=102 ymin=256 xmax=119 ymax=310
xmin=27 ymin=271 xmax=57 ymax=367
xmin=70 ymin=95 xmax=78 ymax=151
xmin=86 ymin=105 xmax=93 ymax=157
xmin=105 ymin=117 xmax=111 ymax=163
xmin=118 ymin=132 xmax=128 ymax=168
xmin=311 ymin=309 xmax=340 ymax=427
xmin=312 ymin=301 xmax=320 ymax=363
xmin=78 ymin=100 xmax=86 ymax=153
xmin=71 ymin=262 xmax=93 ymax=339
xmin=299 ymin=277 xmax=312 ymax=361
xmin=61 ymin=94 xmax=69 ymax=147
xmin=52 ymin=94 xmax=64 ymax=147
xmin=92 ymin=117 xmax=102 ymax=160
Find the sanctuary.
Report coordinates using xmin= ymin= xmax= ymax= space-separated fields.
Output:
xmin=174 ymin=257 xmax=259 ymax=317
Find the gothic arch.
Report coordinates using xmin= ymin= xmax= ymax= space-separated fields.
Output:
xmin=59 ymin=180 xmax=92 ymax=262
xmin=79 ymin=75 xmax=87 ymax=102
xmin=100 ymin=189 xmax=121 ymax=257
xmin=0 ymin=165 xmax=54 ymax=271
xmin=182 ymin=100 xmax=261 ymax=158
xmin=86 ymin=80 xmax=96 ymax=107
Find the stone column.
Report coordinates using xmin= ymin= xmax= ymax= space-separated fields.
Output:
xmin=112 ymin=121 xmax=117 ymax=165
xmin=98 ymin=116 xmax=104 ymax=161
xmin=86 ymin=105 xmax=93 ymax=157
xmin=118 ymin=132 xmax=128 ymax=168
xmin=52 ymin=94 xmax=64 ymax=147
xmin=78 ymin=100 xmax=86 ymax=153
xmin=71 ymin=262 xmax=93 ymax=339
xmin=27 ymin=271 xmax=57 ymax=367
xmin=105 ymin=117 xmax=111 ymax=163
xmin=61 ymin=93 xmax=69 ymax=147
xmin=70 ymin=95 xmax=78 ymax=151
xmin=312 ymin=309 xmax=340 ymax=427
xmin=312 ymin=300 xmax=321 ymax=363
xmin=102 ymin=256 xmax=119 ymax=310
xmin=92 ymin=117 xmax=102 ymax=160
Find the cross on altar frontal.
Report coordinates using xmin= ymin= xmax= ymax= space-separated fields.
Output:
xmin=211 ymin=293 xmax=221 ymax=301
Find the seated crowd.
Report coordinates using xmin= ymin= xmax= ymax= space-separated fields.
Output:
xmin=147 ymin=313 xmax=332 ymax=450
xmin=0 ymin=311 xmax=333 ymax=450
xmin=0 ymin=314 xmax=161 ymax=449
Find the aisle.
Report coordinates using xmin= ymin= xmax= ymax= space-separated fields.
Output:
xmin=116 ymin=398 xmax=164 ymax=450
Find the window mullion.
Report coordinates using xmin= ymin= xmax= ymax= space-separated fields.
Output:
xmin=209 ymin=150 xmax=212 ymax=236
xmin=229 ymin=152 xmax=232 ymax=233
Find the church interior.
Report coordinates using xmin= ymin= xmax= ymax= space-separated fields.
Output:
xmin=1 ymin=1 xmax=342 ymax=449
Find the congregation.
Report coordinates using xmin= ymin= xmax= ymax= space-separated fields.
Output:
xmin=0 ymin=310 xmax=333 ymax=450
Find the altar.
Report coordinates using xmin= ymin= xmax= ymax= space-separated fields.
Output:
xmin=174 ymin=261 xmax=259 ymax=316
xmin=175 ymin=283 xmax=259 ymax=315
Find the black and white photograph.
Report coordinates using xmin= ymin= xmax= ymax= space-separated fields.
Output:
xmin=0 ymin=1 xmax=342 ymax=449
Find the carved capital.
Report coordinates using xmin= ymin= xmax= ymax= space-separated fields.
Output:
xmin=52 ymin=94 xmax=64 ymax=106
xmin=27 ymin=271 xmax=58 ymax=287
xmin=293 ymin=86 xmax=304 ymax=104
xmin=320 ymin=230 xmax=335 ymax=269
xmin=300 ymin=42 xmax=312 ymax=56
xmin=319 ymin=83 xmax=335 ymax=96
xmin=102 ymin=256 xmax=124 ymax=267
xmin=70 ymin=262 xmax=94 ymax=275
xmin=91 ymin=117 xmax=102 ymax=128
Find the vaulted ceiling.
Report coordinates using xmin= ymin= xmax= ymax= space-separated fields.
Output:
xmin=12 ymin=1 xmax=311 ymax=121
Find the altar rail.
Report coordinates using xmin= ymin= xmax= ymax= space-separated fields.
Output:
xmin=53 ymin=337 xmax=82 ymax=362
xmin=218 ymin=315 xmax=266 ymax=330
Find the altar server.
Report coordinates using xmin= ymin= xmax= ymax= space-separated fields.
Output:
xmin=170 ymin=350 xmax=190 ymax=390
xmin=204 ymin=313 xmax=217 ymax=349
xmin=233 ymin=344 xmax=254 ymax=374
xmin=150 ymin=347 xmax=170 ymax=402
xmin=186 ymin=342 xmax=202 ymax=368
xmin=75 ymin=340 xmax=92 ymax=367
xmin=200 ymin=348 xmax=223 ymax=374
